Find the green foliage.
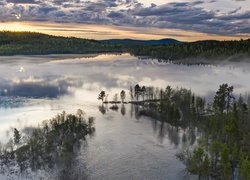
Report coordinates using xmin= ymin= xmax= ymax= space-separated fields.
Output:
xmin=144 ymin=83 xmax=249 ymax=179
xmin=224 ymin=113 xmax=239 ymax=139
xmin=202 ymin=154 xmax=210 ymax=178
xmin=126 ymin=83 xmax=250 ymax=179
xmin=220 ymin=144 xmax=231 ymax=179
xmin=184 ymin=147 xmax=211 ymax=179
xmin=213 ymin=83 xmax=234 ymax=113
xmin=210 ymin=140 xmax=221 ymax=158
xmin=209 ymin=140 xmax=221 ymax=174
xmin=240 ymin=153 xmax=250 ymax=180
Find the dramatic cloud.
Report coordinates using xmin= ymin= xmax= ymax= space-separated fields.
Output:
xmin=130 ymin=2 xmax=250 ymax=35
xmin=0 ymin=0 xmax=249 ymax=37
xmin=6 ymin=0 xmax=39 ymax=4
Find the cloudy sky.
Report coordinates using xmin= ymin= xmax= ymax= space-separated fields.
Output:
xmin=0 ymin=0 xmax=249 ymax=41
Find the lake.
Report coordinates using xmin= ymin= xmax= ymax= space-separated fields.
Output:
xmin=0 ymin=53 xmax=250 ymax=179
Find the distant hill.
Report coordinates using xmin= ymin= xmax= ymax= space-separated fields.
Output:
xmin=0 ymin=31 xmax=249 ymax=64
xmin=100 ymin=38 xmax=183 ymax=45
xmin=0 ymin=31 xmax=123 ymax=55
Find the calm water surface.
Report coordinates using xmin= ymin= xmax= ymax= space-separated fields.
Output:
xmin=0 ymin=54 xmax=250 ymax=179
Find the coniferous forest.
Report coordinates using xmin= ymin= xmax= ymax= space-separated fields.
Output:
xmin=98 ymin=84 xmax=250 ymax=180
xmin=0 ymin=31 xmax=250 ymax=64
xmin=128 ymin=40 xmax=250 ymax=63
xmin=0 ymin=0 xmax=250 ymax=179
xmin=0 ymin=31 xmax=250 ymax=179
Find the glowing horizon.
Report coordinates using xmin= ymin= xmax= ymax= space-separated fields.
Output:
xmin=0 ymin=0 xmax=249 ymax=41
xmin=0 ymin=21 xmax=249 ymax=42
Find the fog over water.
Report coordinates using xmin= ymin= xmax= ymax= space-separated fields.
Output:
xmin=0 ymin=54 xmax=250 ymax=179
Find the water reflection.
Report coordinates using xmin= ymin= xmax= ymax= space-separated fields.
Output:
xmin=0 ymin=76 xmax=84 ymax=99
xmin=97 ymin=103 xmax=198 ymax=148
xmin=0 ymin=96 xmax=28 ymax=108
xmin=0 ymin=83 xmax=67 ymax=98
xmin=0 ymin=54 xmax=250 ymax=103
xmin=121 ymin=104 xmax=126 ymax=116
xmin=98 ymin=105 xmax=107 ymax=114
xmin=0 ymin=54 xmax=249 ymax=179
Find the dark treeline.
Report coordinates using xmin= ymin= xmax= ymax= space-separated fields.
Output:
xmin=0 ymin=31 xmax=124 ymax=55
xmin=98 ymin=84 xmax=205 ymax=128
xmin=128 ymin=39 xmax=250 ymax=63
xmin=0 ymin=110 xmax=95 ymax=179
xmin=132 ymin=84 xmax=205 ymax=127
xmin=99 ymin=84 xmax=250 ymax=179
xmin=140 ymin=83 xmax=250 ymax=180
xmin=0 ymin=31 xmax=250 ymax=64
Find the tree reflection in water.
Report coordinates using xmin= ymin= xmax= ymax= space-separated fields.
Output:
xmin=98 ymin=105 xmax=107 ymax=115
xmin=98 ymin=103 xmax=198 ymax=148
xmin=121 ymin=104 xmax=126 ymax=116
xmin=0 ymin=110 xmax=95 ymax=179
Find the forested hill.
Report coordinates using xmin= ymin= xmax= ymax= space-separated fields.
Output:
xmin=128 ymin=39 xmax=250 ymax=63
xmin=0 ymin=31 xmax=124 ymax=55
xmin=100 ymin=38 xmax=183 ymax=45
xmin=0 ymin=31 xmax=249 ymax=63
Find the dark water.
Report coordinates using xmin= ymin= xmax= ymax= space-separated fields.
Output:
xmin=0 ymin=54 xmax=250 ymax=179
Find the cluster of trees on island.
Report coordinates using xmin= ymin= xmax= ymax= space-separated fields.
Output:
xmin=98 ymin=83 xmax=250 ymax=180
xmin=0 ymin=110 xmax=95 ymax=179
xmin=0 ymin=31 xmax=249 ymax=64
xmin=98 ymin=84 xmax=180 ymax=104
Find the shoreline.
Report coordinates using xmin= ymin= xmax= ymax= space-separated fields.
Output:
xmin=0 ymin=52 xmax=129 ymax=62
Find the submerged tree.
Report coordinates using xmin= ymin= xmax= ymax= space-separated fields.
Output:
xmin=121 ymin=104 xmax=126 ymax=116
xmin=0 ymin=110 xmax=95 ymax=177
xmin=98 ymin=90 xmax=106 ymax=103
xmin=120 ymin=90 xmax=126 ymax=103
xmin=141 ymin=86 xmax=146 ymax=101
xmin=134 ymin=84 xmax=141 ymax=101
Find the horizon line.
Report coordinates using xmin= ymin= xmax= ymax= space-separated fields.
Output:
xmin=1 ymin=30 xmax=250 ymax=43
